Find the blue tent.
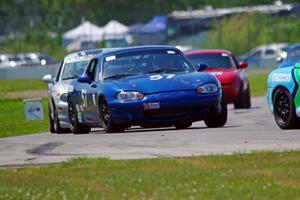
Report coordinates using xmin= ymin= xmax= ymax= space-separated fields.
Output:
xmin=145 ymin=16 xmax=167 ymax=33
xmin=129 ymin=16 xmax=167 ymax=34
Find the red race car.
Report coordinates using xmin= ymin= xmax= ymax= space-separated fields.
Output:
xmin=185 ymin=50 xmax=251 ymax=109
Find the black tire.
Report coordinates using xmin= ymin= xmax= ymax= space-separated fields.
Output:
xmin=175 ymin=122 xmax=192 ymax=129
xmin=273 ymin=87 xmax=299 ymax=129
xmin=204 ymin=97 xmax=228 ymax=128
xmin=48 ymin=103 xmax=55 ymax=133
xmin=68 ymin=101 xmax=91 ymax=134
xmin=234 ymin=83 xmax=251 ymax=109
xmin=99 ymin=99 xmax=124 ymax=133
xmin=49 ymin=101 xmax=70 ymax=134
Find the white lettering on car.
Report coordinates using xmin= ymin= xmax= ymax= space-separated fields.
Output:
xmin=272 ymin=73 xmax=291 ymax=82
xmin=150 ymin=74 xmax=175 ymax=80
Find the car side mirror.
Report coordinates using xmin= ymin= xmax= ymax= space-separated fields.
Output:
xmin=238 ymin=62 xmax=248 ymax=69
xmin=77 ymin=74 xmax=92 ymax=84
xmin=196 ymin=63 xmax=208 ymax=72
xmin=42 ymin=74 xmax=52 ymax=83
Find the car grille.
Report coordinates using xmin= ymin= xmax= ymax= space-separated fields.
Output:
xmin=143 ymin=106 xmax=202 ymax=120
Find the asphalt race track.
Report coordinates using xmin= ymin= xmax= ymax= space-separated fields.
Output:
xmin=1 ymin=97 xmax=300 ymax=167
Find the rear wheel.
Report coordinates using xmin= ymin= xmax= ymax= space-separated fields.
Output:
xmin=68 ymin=101 xmax=90 ymax=134
xmin=49 ymin=101 xmax=70 ymax=134
xmin=100 ymin=99 xmax=124 ymax=133
xmin=48 ymin=103 xmax=55 ymax=133
xmin=273 ymin=87 xmax=299 ymax=129
xmin=234 ymin=83 xmax=251 ymax=109
xmin=204 ymin=97 xmax=227 ymax=128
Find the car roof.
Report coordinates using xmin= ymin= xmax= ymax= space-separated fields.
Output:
xmin=99 ymin=45 xmax=180 ymax=57
xmin=184 ymin=49 xmax=231 ymax=56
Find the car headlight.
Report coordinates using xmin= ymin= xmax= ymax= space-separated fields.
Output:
xmin=197 ymin=83 xmax=218 ymax=94
xmin=60 ymin=93 xmax=68 ymax=102
xmin=117 ymin=91 xmax=144 ymax=102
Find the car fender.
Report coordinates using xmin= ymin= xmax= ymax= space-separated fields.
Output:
xmin=267 ymin=66 xmax=296 ymax=114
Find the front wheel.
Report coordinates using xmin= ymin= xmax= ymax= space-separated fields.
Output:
xmin=204 ymin=97 xmax=228 ymax=128
xmin=99 ymin=99 xmax=124 ymax=133
xmin=68 ymin=101 xmax=91 ymax=134
xmin=273 ymin=87 xmax=298 ymax=129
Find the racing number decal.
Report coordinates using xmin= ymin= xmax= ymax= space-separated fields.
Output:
xmin=81 ymin=89 xmax=88 ymax=108
xmin=150 ymin=74 xmax=175 ymax=80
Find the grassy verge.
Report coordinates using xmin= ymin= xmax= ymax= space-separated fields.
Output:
xmin=248 ymin=73 xmax=268 ymax=97
xmin=0 ymin=79 xmax=46 ymax=93
xmin=0 ymin=99 xmax=49 ymax=138
xmin=0 ymin=151 xmax=300 ymax=199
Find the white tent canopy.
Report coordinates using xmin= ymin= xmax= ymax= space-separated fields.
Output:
xmin=63 ymin=21 xmax=104 ymax=41
xmin=102 ymin=20 xmax=129 ymax=39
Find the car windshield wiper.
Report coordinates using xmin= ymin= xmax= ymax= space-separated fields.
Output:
xmin=62 ymin=75 xmax=78 ymax=80
xmin=103 ymin=73 xmax=140 ymax=80
xmin=148 ymin=68 xmax=185 ymax=73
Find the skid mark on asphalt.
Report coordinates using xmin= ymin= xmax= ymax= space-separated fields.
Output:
xmin=27 ymin=142 xmax=64 ymax=155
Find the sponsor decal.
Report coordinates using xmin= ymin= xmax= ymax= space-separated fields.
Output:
xmin=77 ymin=112 xmax=82 ymax=123
xmin=271 ymin=73 xmax=291 ymax=82
xmin=105 ymin=55 xmax=116 ymax=62
xmin=143 ymin=102 xmax=160 ymax=110
xmin=167 ymin=50 xmax=176 ymax=54
xmin=65 ymin=55 xmax=93 ymax=64
xmin=221 ymin=53 xmax=229 ymax=57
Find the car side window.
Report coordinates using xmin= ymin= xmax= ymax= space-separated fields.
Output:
xmin=250 ymin=51 xmax=261 ymax=59
xmin=264 ymin=49 xmax=275 ymax=57
xmin=87 ymin=59 xmax=98 ymax=82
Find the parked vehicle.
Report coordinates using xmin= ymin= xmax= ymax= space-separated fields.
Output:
xmin=238 ymin=43 xmax=288 ymax=68
xmin=278 ymin=43 xmax=300 ymax=68
xmin=67 ymin=45 xmax=227 ymax=134
xmin=0 ymin=54 xmax=11 ymax=68
xmin=185 ymin=50 xmax=251 ymax=109
xmin=267 ymin=62 xmax=300 ymax=129
xmin=42 ymin=49 xmax=103 ymax=134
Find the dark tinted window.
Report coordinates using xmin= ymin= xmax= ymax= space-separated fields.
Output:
xmin=187 ymin=53 xmax=236 ymax=69
xmin=288 ymin=47 xmax=300 ymax=60
xmin=265 ymin=49 xmax=275 ymax=55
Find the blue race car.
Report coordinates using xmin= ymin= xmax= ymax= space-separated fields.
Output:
xmin=267 ymin=62 xmax=300 ymax=129
xmin=278 ymin=43 xmax=300 ymax=68
xmin=67 ymin=46 xmax=227 ymax=134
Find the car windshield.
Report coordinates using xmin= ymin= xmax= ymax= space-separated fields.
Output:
xmin=287 ymin=47 xmax=300 ymax=60
xmin=187 ymin=53 xmax=236 ymax=69
xmin=103 ymin=49 xmax=194 ymax=79
xmin=61 ymin=60 xmax=89 ymax=80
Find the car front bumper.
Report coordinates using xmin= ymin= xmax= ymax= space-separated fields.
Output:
xmin=108 ymin=90 xmax=222 ymax=126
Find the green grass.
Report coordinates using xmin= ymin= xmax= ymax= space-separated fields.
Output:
xmin=0 ymin=151 xmax=300 ymax=199
xmin=248 ymin=73 xmax=269 ymax=97
xmin=0 ymin=99 xmax=49 ymax=138
xmin=0 ymin=79 xmax=47 ymax=93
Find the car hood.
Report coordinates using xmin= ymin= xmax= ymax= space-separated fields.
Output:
xmin=204 ymin=68 xmax=238 ymax=84
xmin=111 ymin=72 xmax=217 ymax=94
